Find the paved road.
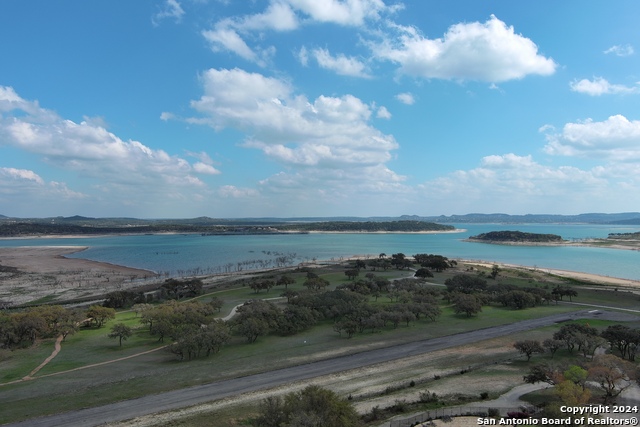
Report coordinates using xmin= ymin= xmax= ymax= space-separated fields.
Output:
xmin=5 ymin=309 xmax=637 ymax=427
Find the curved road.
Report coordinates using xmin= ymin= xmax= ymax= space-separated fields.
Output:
xmin=5 ymin=309 xmax=637 ymax=427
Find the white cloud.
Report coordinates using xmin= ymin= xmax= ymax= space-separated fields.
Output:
xmin=234 ymin=2 xmax=299 ymax=31
xmin=309 ymin=47 xmax=371 ymax=78
xmin=417 ymin=153 xmax=622 ymax=214
xmin=0 ymin=168 xmax=86 ymax=216
xmin=0 ymin=167 xmax=44 ymax=185
xmin=395 ymin=92 xmax=415 ymax=105
xmin=543 ymin=115 xmax=640 ymax=162
xmin=182 ymin=67 xmax=407 ymax=210
xmin=202 ymin=26 xmax=272 ymax=66
xmin=604 ymin=44 xmax=634 ymax=57
xmin=152 ymin=0 xmax=185 ymax=26
xmin=202 ymin=0 xmax=396 ymax=64
xmin=284 ymin=0 xmax=391 ymax=26
xmin=372 ymin=15 xmax=557 ymax=82
xmin=569 ymin=77 xmax=639 ymax=96
xmin=257 ymin=164 xmax=409 ymax=213
xmin=297 ymin=46 xmax=309 ymax=66
xmin=0 ymin=86 xmax=216 ymax=199
xmin=193 ymin=162 xmax=221 ymax=175
xmin=189 ymin=68 xmax=397 ymax=167
xmin=376 ymin=106 xmax=391 ymax=119
xmin=218 ymin=185 xmax=259 ymax=198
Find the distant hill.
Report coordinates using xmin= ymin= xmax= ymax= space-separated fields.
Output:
xmin=415 ymin=212 xmax=640 ymax=224
xmin=1 ymin=212 xmax=640 ymax=226
xmin=277 ymin=220 xmax=455 ymax=233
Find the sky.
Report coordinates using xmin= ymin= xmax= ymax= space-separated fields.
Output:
xmin=1 ymin=1 xmax=640 ymax=218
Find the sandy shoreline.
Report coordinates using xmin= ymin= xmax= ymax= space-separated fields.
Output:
xmin=465 ymin=238 xmax=640 ymax=251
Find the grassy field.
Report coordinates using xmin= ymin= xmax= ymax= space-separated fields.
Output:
xmin=0 ymin=261 xmax=637 ymax=425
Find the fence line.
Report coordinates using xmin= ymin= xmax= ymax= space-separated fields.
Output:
xmin=389 ymin=405 xmax=538 ymax=427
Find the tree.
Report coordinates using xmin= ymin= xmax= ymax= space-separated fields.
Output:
xmin=208 ymin=297 xmax=224 ymax=312
xmin=543 ymin=338 xmax=564 ymax=358
xmin=108 ymin=323 xmax=132 ymax=346
xmin=513 ymin=340 xmax=545 ymax=361
xmin=236 ymin=317 xmax=269 ymax=343
xmin=523 ymin=363 xmax=563 ymax=385
xmin=489 ymin=264 xmax=501 ymax=279
xmin=344 ymin=269 xmax=359 ymax=280
xmin=588 ymin=354 xmax=637 ymax=403
xmin=555 ymin=380 xmax=591 ymax=406
xmin=415 ymin=254 xmax=454 ymax=272
xmin=103 ymin=290 xmax=142 ymax=309
xmin=277 ymin=275 xmax=295 ymax=290
xmin=498 ymin=290 xmax=538 ymax=310
xmin=564 ymin=365 xmax=588 ymax=390
xmin=253 ymin=385 xmax=360 ymax=427
xmin=199 ymin=320 xmax=231 ymax=355
xmin=601 ymin=324 xmax=640 ymax=361
xmin=452 ymin=293 xmax=482 ymax=317
xmin=86 ymin=305 xmax=116 ymax=328
xmin=414 ymin=268 xmax=434 ymax=279
xmin=553 ymin=323 xmax=598 ymax=353
xmin=304 ymin=277 xmax=330 ymax=291
xmin=445 ymin=274 xmax=487 ymax=294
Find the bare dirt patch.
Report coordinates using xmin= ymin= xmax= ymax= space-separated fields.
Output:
xmin=0 ymin=247 xmax=153 ymax=305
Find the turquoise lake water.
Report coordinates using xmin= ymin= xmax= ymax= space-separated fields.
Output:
xmin=1 ymin=223 xmax=639 ymax=280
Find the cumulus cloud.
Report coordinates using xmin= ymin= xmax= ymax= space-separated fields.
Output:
xmin=569 ymin=77 xmax=639 ymax=96
xmin=376 ymin=106 xmax=391 ymax=119
xmin=188 ymin=68 xmax=398 ymax=167
xmin=218 ymin=185 xmax=259 ymax=198
xmin=202 ymin=0 xmax=396 ymax=64
xmin=152 ymin=0 xmax=185 ymax=26
xmin=285 ymin=0 xmax=391 ymax=26
xmin=308 ymin=47 xmax=371 ymax=78
xmin=202 ymin=26 xmax=275 ymax=66
xmin=417 ymin=153 xmax=619 ymax=214
xmin=0 ymin=167 xmax=86 ymax=216
xmin=604 ymin=44 xmax=634 ymax=57
xmin=543 ymin=115 xmax=640 ymax=161
xmin=0 ymin=86 xmax=218 ymax=200
xmin=257 ymin=164 xmax=409 ymax=213
xmin=395 ymin=92 xmax=415 ymax=105
xmin=372 ymin=15 xmax=557 ymax=82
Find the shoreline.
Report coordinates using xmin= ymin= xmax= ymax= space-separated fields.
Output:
xmin=0 ymin=228 xmax=467 ymax=240
xmin=462 ymin=260 xmax=640 ymax=288
xmin=2 ymin=245 xmax=640 ymax=306
xmin=465 ymin=238 xmax=640 ymax=251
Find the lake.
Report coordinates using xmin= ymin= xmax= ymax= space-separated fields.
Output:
xmin=1 ymin=223 xmax=639 ymax=280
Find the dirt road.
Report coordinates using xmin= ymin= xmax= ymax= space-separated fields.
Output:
xmin=5 ymin=309 xmax=636 ymax=427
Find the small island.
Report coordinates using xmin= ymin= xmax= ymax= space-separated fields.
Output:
xmin=467 ymin=230 xmax=564 ymax=244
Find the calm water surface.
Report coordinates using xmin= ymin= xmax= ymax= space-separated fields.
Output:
xmin=1 ymin=224 xmax=639 ymax=280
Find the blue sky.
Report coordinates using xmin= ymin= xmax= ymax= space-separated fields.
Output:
xmin=1 ymin=1 xmax=640 ymax=218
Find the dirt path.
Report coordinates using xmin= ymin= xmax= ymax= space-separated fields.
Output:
xmin=0 ymin=341 xmax=168 ymax=387
xmin=22 ymin=335 xmax=64 ymax=380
